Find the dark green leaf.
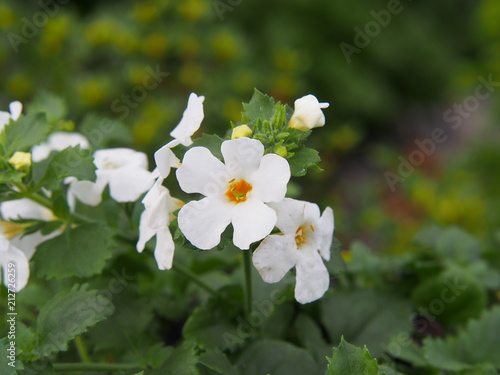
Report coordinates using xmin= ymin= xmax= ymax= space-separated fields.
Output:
xmin=36 ymin=284 xmax=114 ymax=356
xmin=3 ymin=113 xmax=52 ymax=155
xmin=0 ymin=338 xmax=20 ymax=375
xmin=241 ymin=89 xmax=279 ymax=125
xmin=26 ymin=92 xmax=67 ymax=125
xmin=198 ymin=349 xmax=239 ymax=375
xmin=33 ymin=224 xmax=114 ymax=279
xmin=0 ymin=170 xmax=25 ymax=184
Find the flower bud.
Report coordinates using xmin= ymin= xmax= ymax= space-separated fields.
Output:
xmin=231 ymin=124 xmax=252 ymax=139
xmin=288 ymin=95 xmax=329 ymax=131
xmin=8 ymin=151 xmax=31 ymax=172
xmin=274 ymin=145 xmax=288 ymax=158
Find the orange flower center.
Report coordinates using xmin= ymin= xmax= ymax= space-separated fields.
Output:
xmin=225 ymin=179 xmax=252 ymax=203
xmin=0 ymin=221 xmax=28 ymax=240
xmin=295 ymin=224 xmax=315 ymax=248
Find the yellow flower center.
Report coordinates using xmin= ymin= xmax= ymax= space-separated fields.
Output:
xmin=295 ymin=224 xmax=315 ymax=248
xmin=225 ymin=179 xmax=252 ymax=203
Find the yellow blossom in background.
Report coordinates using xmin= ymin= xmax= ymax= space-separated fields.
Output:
xmin=85 ymin=20 xmax=114 ymax=45
xmin=178 ymin=0 xmax=208 ymax=21
xmin=133 ymin=2 xmax=161 ymax=23
xmin=111 ymin=30 xmax=139 ymax=54
xmin=6 ymin=74 xmax=32 ymax=99
xmin=39 ymin=16 xmax=70 ymax=55
xmin=274 ymin=49 xmax=299 ymax=71
xmin=0 ymin=5 xmax=14 ymax=28
xmin=178 ymin=36 xmax=200 ymax=59
xmin=179 ymin=62 xmax=202 ymax=88
xmin=77 ymin=79 xmax=110 ymax=107
xmin=142 ymin=33 xmax=169 ymax=58
xmin=329 ymin=125 xmax=363 ymax=153
xmin=211 ymin=31 xmax=238 ymax=60
xmin=222 ymin=98 xmax=242 ymax=122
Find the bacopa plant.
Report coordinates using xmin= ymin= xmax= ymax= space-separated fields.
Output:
xmin=0 ymin=90 xmax=342 ymax=374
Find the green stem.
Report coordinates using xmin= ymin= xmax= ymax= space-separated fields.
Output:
xmin=243 ymin=249 xmax=253 ymax=319
xmin=74 ymin=336 xmax=90 ymax=363
xmin=173 ymin=262 xmax=217 ymax=295
xmin=13 ymin=184 xmax=53 ymax=210
xmin=54 ymin=363 xmax=140 ymax=372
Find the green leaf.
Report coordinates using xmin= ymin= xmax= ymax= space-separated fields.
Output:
xmin=198 ymin=349 xmax=239 ymax=375
xmin=32 ymin=145 xmax=96 ymax=190
xmin=436 ymin=227 xmax=481 ymax=264
xmin=18 ymin=359 xmax=54 ymax=375
xmin=172 ymin=134 xmax=225 ymax=162
xmin=2 ymin=113 xmax=52 ymax=155
xmin=149 ymin=341 xmax=200 ymax=375
xmin=241 ymin=89 xmax=279 ymax=125
xmin=422 ymin=306 xmax=500 ymax=371
xmin=320 ymin=288 xmax=411 ymax=356
xmin=288 ymin=146 xmax=322 ymax=177
xmin=411 ymin=266 xmax=486 ymax=326
xmin=237 ymin=340 xmax=318 ymax=375
xmin=26 ymin=92 xmax=67 ymax=125
xmin=0 ymin=170 xmax=25 ymax=184
xmin=294 ymin=313 xmax=331 ymax=363
xmin=182 ymin=286 xmax=243 ymax=352
xmin=36 ymin=284 xmax=114 ymax=357
xmin=33 ymin=224 xmax=114 ymax=279
xmin=327 ymin=337 xmax=380 ymax=375
xmin=80 ymin=114 xmax=133 ymax=149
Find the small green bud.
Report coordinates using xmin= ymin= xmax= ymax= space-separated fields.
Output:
xmin=274 ymin=145 xmax=288 ymax=158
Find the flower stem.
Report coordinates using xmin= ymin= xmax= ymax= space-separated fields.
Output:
xmin=74 ymin=336 xmax=90 ymax=363
xmin=53 ymin=363 xmax=140 ymax=372
xmin=173 ymin=262 xmax=217 ymax=295
xmin=243 ymin=249 xmax=253 ymax=319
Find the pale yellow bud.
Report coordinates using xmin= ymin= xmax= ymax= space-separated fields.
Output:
xmin=274 ymin=145 xmax=288 ymax=158
xmin=231 ymin=124 xmax=252 ymax=139
xmin=288 ymin=95 xmax=329 ymax=131
xmin=8 ymin=151 xmax=31 ymax=171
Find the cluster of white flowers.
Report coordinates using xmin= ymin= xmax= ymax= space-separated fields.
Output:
xmin=0 ymin=94 xmax=334 ymax=304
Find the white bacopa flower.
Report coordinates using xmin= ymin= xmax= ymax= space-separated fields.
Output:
xmin=252 ymin=198 xmax=334 ymax=304
xmin=176 ymin=137 xmax=291 ymax=250
xmin=32 ymin=131 xmax=90 ymax=162
xmin=154 ymin=93 xmax=205 ymax=179
xmin=0 ymin=101 xmax=22 ymax=132
xmin=288 ymin=94 xmax=329 ymax=131
xmin=0 ymin=199 xmax=58 ymax=291
xmin=137 ymin=174 xmax=183 ymax=270
xmin=69 ymin=148 xmax=155 ymax=206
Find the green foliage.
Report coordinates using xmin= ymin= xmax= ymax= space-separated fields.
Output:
xmin=36 ymin=284 xmax=114 ymax=357
xmin=327 ymin=337 xmax=381 ymax=375
xmin=422 ymin=306 xmax=500 ymax=371
xmin=1 ymin=113 xmax=52 ymax=156
xmin=32 ymin=224 xmax=115 ymax=279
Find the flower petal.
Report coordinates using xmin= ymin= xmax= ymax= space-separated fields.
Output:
xmin=94 ymin=148 xmax=149 ymax=170
xmin=154 ymin=143 xmax=181 ymax=179
xmin=9 ymin=101 xmax=23 ymax=121
xmin=249 ymin=153 xmax=290 ymax=203
xmin=268 ymin=198 xmax=308 ymax=235
xmin=221 ymin=138 xmax=264 ymax=177
xmin=10 ymin=230 xmax=58 ymax=260
xmin=68 ymin=179 xmax=107 ymax=206
xmin=0 ymin=242 xmax=30 ymax=291
xmin=154 ymin=227 xmax=175 ymax=270
xmin=178 ymin=198 xmax=231 ymax=250
xmin=0 ymin=198 xmax=53 ymax=221
xmin=252 ymin=234 xmax=297 ymax=283
xmin=176 ymin=147 xmax=228 ymax=196
xmin=106 ymin=167 xmax=155 ymax=202
xmin=318 ymin=207 xmax=334 ymax=261
xmin=295 ymin=250 xmax=329 ymax=304
xmin=231 ymin=200 xmax=277 ymax=250
xmin=137 ymin=210 xmax=156 ymax=253
xmin=170 ymin=93 xmax=204 ymax=146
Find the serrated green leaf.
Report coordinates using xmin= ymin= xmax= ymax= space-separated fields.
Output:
xmin=18 ymin=359 xmax=53 ymax=375
xmin=422 ymin=306 xmax=500 ymax=371
xmin=327 ymin=337 xmax=380 ymax=375
xmin=0 ymin=338 xmax=19 ymax=375
xmin=237 ymin=340 xmax=318 ymax=375
xmin=149 ymin=341 xmax=200 ymax=375
xmin=33 ymin=224 xmax=114 ymax=279
xmin=36 ymin=284 xmax=114 ymax=357
xmin=32 ymin=145 xmax=96 ymax=190
xmin=320 ymin=289 xmax=411 ymax=356
xmin=2 ymin=113 xmax=53 ymax=155
xmin=241 ymin=89 xmax=279 ymax=125
xmin=0 ymin=170 xmax=25 ymax=184
xmin=172 ymin=134 xmax=224 ymax=162
xmin=288 ymin=146 xmax=322 ymax=176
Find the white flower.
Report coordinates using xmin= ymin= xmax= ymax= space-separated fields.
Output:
xmin=0 ymin=199 xmax=57 ymax=291
xmin=69 ymin=148 xmax=155 ymax=206
xmin=32 ymin=132 xmax=90 ymax=162
xmin=0 ymin=101 xmax=22 ymax=132
xmin=154 ymin=93 xmax=205 ymax=179
xmin=176 ymin=137 xmax=291 ymax=250
xmin=137 ymin=174 xmax=183 ymax=270
xmin=288 ymin=95 xmax=329 ymax=131
xmin=252 ymin=198 xmax=334 ymax=304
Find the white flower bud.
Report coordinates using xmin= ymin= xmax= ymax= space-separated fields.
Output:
xmin=288 ymin=95 xmax=329 ymax=131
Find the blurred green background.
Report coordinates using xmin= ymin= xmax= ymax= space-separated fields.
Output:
xmin=1 ymin=0 xmax=499 ymax=255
